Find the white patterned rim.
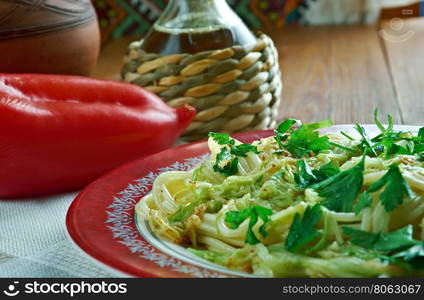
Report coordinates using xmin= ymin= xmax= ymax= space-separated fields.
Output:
xmin=103 ymin=125 xmax=420 ymax=277
xmin=104 ymin=154 xmax=250 ymax=278
xmin=135 ymin=211 xmax=256 ymax=277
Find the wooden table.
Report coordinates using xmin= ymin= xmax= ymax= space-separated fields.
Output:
xmin=92 ymin=18 xmax=424 ymax=126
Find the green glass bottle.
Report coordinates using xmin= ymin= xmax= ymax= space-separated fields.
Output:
xmin=139 ymin=0 xmax=257 ymax=55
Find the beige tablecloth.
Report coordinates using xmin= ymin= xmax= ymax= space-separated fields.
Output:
xmin=0 ymin=192 xmax=115 ymax=278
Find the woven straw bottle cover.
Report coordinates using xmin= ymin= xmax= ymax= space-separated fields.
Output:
xmin=121 ymin=0 xmax=282 ymax=141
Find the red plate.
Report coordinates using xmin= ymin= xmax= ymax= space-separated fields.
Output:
xmin=66 ymin=130 xmax=273 ymax=278
xmin=66 ymin=125 xmax=420 ymax=278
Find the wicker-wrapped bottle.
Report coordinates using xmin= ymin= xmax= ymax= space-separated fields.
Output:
xmin=121 ymin=0 xmax=282 ymax=141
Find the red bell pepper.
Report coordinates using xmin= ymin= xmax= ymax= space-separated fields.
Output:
xmin=0 ymin=73 xmax=196 ymax=198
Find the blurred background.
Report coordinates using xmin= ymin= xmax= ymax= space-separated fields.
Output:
xmin=1 ymin=0 xmax=423 ymax=125
xmin=88 ymin=0 xmax=424 ymax=128
xmin=1 ymin=0 xmax=423 ymax=76
xmin=93 ymin=0 xmax=424 ymax=45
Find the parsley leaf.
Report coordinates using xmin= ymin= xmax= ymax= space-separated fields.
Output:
xmin=209 ymin=132 xmax=259 ymax=177
xmin=354 ymin=124 xmax=377 ymax=156
xmin=342 ymin=227 xmax=379 ymax=248
xmin=341 ymin=131 xmax=355 ymax=141
xmin=343 ymin=225 xmax=419 ymax=252
xmin=285 ymin=204 xmax=322 ymax=253
xmin=369 ymin=110 xmax=424 ymax=158
xmin=225 ymin=208 xmax=251 ymax=229
xmin=213 ymin=147 xmax=239 ymax=176
xmin=392 ymin=242 xmax=424 ymax=270
xmin=294 ymin=161 xmax=340 ymax=188
xmin=374 ymin=108 xmax=394 ymax=134
xmin=354 ymin=191 xmax=372 ymax=215
xmin=256 ymin=206 xmax=273 ymax=237
xmin=274 ymin=119 xmax=297 ymax=149
xmin=382 ymin=136 xmax=414 ymax=157
xmin=418 ymin=127 xmax=424 ymax=140
xmin=343 ymin=218 xmax=424 ymax=270
xmin=313 ymin=162 xmax=340 ymax=182
xmin=367 ymin=164 xmax=411 ymax=212
xmin=328 ymin=141 xmax=357 ymax=153
xmin=294 ymin=160 xmax=317 ymax=188
xmin=230 ymin=143 xmax=259 ymax=157
xmin=225 ymin=205 xmax=273 ymax=245
xmin=373 ymin=226 xmax=418 ymax=252
xmin=414 ymin=143 xmax=424 ymax=154
xmin=274 ymin=119 xmax=334 ymax=157
xmin=311 ymin=156 xmax=365 ymax=212
xmin=208 ymin=132 xmax=234 ymax=145
xmin=285 ymin=120 xmax=333 ymax=158
xmin=414 ymin=128 xmax=424 ymax=154
xmin=374 ymin=109 xmax=386 ymax=133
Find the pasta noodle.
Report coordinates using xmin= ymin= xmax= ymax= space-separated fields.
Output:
xmin=135 ymin=121 xmax=424 ymax=277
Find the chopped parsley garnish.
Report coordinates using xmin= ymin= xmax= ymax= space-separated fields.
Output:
xmin=208 ymin=132 xmax=259 ymax=177
xmin=294 ymin=160 xmax=340 ymax=188
xmin=344 ymin=226 xmax=424 ymax=270
xmin=343 ymin=225 xmax=419 ymax=252
xmin=354 ymin=124 xmax=377 ymax=156
xmin=328 ymin=141 xmax=357 ymax=153
xmin=354 ymin=191 xmax=372 ymax=215
xmin=415 ymin=143 xmax=424 ymax=155
xmin=285 ymin=120 xmax=333 ymax=158
xmin=313 ymin=162 xmax=340 ymax=181
xmin=225 ymin=205 xmax=273 ymax=245
xmin=341 ymin=131 xmax=355 ymax=141
xmin=274 ymin=110 xmax=421 ymax=165
xmin=381 ymin=136 xmax=414 ymax=157
xmin=392 ymin=242 xmax=424 ymax=270
xmin=342 ymin=226 xmax=378 ymax=249
xmin=366 ymin=164 xmax=412 ymax=212
xmin=419 ymin=127 xmax=424 ymax=140
xmin=294 ymin=160 xmax=317 ymax=188
xmin=274 ymin=119 xmax=297 ymax=149
xmin=274 ymin=119 xmax=334 ymax=158
xmin=208 ymin=132 xmax=234 ymax=145
xmin=413 ymin=127 xmax=424 ymax=155
xmin=213 ymin=147 xmax=239 ymax=176
xmin=374 ymin=108 xmax=394 ymax=134
xmin=230 ymin=143 xmax=260 ymax=157
xmin=366 ymin=109 xmax=423 ymax=158
xmin=311 ymin=155 xmax=365 ymax=212
xmin=285 ymin=204 xmax=322 ymax=253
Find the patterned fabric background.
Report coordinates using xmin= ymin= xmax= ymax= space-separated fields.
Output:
xmin=92 ymin=0 xmax=423 ymax=43
xmin=92 ymin=0 xmax=312 ymax=43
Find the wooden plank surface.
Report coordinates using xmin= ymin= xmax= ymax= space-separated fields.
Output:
xmin=92 ymin=22 xmax=424 ymax=126
xmin=91 ymin=36 xmax=138 ymax=80
xmin=273 ymin=25 xmax=401 ymax=125
xmin=380 ymin=18 xmax=424 ymax=125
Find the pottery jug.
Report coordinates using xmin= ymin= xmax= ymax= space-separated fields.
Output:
xmin=0 ymin=0 xmax=100 ymax=75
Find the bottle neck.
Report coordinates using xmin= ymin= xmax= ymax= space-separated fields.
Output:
xmin=172 ymin=0 xmax=228 ymax=13
xmin=140 ymin=0 xmax=257 ymax=55
xmin=154 ymin=0 xmax=243 ymax=33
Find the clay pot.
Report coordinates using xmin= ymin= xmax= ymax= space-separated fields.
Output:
xmin=0 ymin=0 xmax=100 ymax=76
